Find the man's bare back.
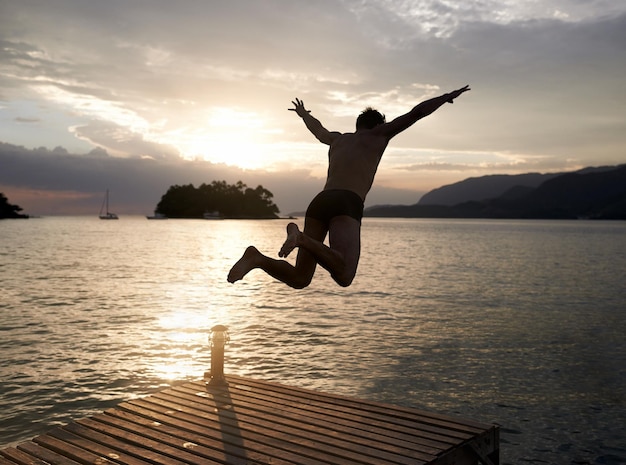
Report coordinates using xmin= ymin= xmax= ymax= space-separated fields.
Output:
xmin=323 ymin=131 xmax=390 ymax=201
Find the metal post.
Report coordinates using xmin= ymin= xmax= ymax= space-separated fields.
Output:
xmin=206 ymin=324 xmax=229 ymax=387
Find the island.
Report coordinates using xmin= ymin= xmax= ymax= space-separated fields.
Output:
xmin=153 ymin=180 xmax=280 ymax=219
xmin=0 ymin=193 xmax=28 ymax=219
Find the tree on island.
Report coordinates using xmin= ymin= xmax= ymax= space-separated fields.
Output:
xmin=0 ymin=193 xmax=28 ymax=219
xmin=156 ymin=180 xmax=280 ymax=219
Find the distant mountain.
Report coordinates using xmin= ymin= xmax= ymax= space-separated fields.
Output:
xmin=418 ymin=165 xmax=620 ymax=206
xmin=365 ymin=164 xmax=626 ymax=219
xmin=495 ymin=165 xmax=626 ymax=219
xmin=418 ymin=172 xmax=559 ymax=206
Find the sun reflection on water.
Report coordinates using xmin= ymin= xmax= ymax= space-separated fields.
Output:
xmin=150 ymin=360 xmax=202 ymax=382
xmin=147 ymin=310 xmax=213 ymax=381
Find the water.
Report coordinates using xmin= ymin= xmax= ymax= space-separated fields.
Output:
xmin=1 ymin=216 xmax=625 ymax=464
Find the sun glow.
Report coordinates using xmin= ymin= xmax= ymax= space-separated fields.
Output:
xmin=174 ymin=107 xmax=272 ymax=169
xmin=184 ymin=132 xmax=268 ymax=169
xmin=36 ymin=85 xmax=277 ymax=169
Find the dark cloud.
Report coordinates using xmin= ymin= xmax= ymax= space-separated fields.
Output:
xmin=0 ymin=142 xmax=420 ymax=215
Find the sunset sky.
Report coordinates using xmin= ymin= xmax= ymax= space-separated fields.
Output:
xmin=1 ymin=0 xmax=625 ymax=215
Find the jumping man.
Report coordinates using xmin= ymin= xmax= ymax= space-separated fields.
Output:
xmin=227 ymin=85 xmax=471 ymax=288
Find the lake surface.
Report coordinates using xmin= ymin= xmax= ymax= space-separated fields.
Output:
xmin=1 ymin=216 xmax=625 ymax=464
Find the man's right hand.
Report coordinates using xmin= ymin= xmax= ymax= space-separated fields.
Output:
xmin=289 ymin=98 xmax=311 ymax=117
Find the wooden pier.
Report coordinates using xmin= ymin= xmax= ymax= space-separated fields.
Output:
xmin=1 ymin=374 xmax=498 ymax=465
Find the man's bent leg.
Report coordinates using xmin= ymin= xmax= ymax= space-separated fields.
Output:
xmin=227 ymin=246 xmax=263 ymax=283
xmin=278 ymin=222 xmax=301 ymax=258
xmin=227 ymin=219 xmax=327 ymax=289
xmin=326 ymin=216 xmax=361 ymax=287
xmin=289 ymin=216 xmax=361 ymax=287
xmin=227 ymin=245 xmax=315 ymax=289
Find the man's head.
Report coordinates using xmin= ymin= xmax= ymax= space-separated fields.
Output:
xmin=356 ymin=107 xmax=386 ymax=130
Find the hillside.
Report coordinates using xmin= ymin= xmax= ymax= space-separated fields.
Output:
xmin=418 ymin=172 xmax=558 ymax=206
xmin=365 ymin=164 xmax=626 ymax=220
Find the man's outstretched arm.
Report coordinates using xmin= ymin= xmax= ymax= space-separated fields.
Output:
xmin=289 ymin=98 xmax=340 ymax=145
xmin=380 ymin=85 xmax=470 ymax=139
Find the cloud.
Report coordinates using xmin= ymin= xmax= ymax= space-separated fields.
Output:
xmin=70 ymin=120 xmax=181 ymax=160
xmin=0 ymin=142 xmax=419 ymax=215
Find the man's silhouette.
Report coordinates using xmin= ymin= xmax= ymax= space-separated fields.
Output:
xmin=228 ymin=85 xmax=470 ymax=288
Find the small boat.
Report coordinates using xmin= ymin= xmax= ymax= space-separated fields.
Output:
xmin=146 ymin=211 xmax=168 ymax=220
xmin=203 ymin=210 xmax=223 ymax=220
xmin=99 ymin=189 xmax=119 ymax=220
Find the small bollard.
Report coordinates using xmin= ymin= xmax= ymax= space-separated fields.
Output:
xmin=205 ymin=324 xmax=229 ymax=387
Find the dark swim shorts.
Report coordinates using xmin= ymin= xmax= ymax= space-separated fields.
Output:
xmin=305 ymin=189 xmax=364 ymax=226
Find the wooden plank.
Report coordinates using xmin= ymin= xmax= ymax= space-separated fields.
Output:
xmin=116 ymin=399 xmax=334 ymax=465
xmin=176 ymin=386 xmax=443 ymax=457
xmin=118 ymin=396 xmax=415 ymax=465
xmin=196 ymin=376 xmax=498 ymax=465
xmin=0 ymin=455 xmax=19 ymax=465
xmin=194 ymin=378 xmax=478 ymax=441
xmin=218 ymin=375 xmax=490 ymax=433
xmin=172 ymin=381 xmax=466 ymax=452
xmin=72 ymin=417 xmax=227 ymax=465
xmin=0 ymin=455 xmax=20 ymax=465
xmin=1 ymin=375 xmax=499 ymax=465
xmin=94 ymin=410 xmax=302 ymax=465
xmin=1 ymin=446 xmax=50 ymax=465
xmin=43 ymin=428 xmax=154 ymax=465
xmin=161 ymin=384 xmax=443 ymax=460
xmin=173 ymin=380 xmax=466 ymax=447
xmin=247 ymin=375 xmax=488 ymax=433
xmin=17 ymin=442 xmax=82 ymax=465
xmin=61 ymin=421 xmax=195 ymax=465
xmin=106 ymin=402 xmax=318 ymax=465
xmin=32 ymin=433 xmax=117 ymax=465
xmin=147 ymin=376 xmax=492 ymax=464
xmin=123 ymin=397 xmax=431 ymax=465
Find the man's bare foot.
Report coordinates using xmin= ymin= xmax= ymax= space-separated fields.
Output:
xmin=278 ymin=222 xmax=301 ymax=258
xmin=227 ymin=246 xmax=261 ymax=283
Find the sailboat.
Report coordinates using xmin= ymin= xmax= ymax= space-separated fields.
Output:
xmin=99 ymin=189 xmax=119 ymax=220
